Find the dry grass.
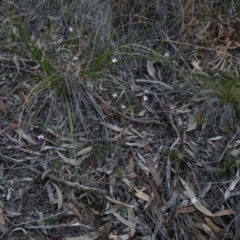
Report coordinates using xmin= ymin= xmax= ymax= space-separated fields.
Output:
xmin=1 ymin=0 xmax=240 ymax=239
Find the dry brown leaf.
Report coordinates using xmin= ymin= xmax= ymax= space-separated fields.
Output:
xmin=186 ymin=120 xmax=197 ymax=132
xmin=147 ymin=60 xmax=156 ymax=78
xmin=177 ymin=205 xmax=197 ymax=213
xmin=131 ymin=184 xmax=150 ymax=202
xmin=213 ymin=209 xmax=236 ymax=216
xmin=76 ymin=146 xmax=92 ymax=156
xmin=204 ymin=217 xmax=222 ymax=233
xmin=138 ymin=109 xmax=146 ymax=117
xmin=68 ymin=203 xmax=83 ymax=222
xmin=15 ymin=128 xmax=36 ymax=145
xmin=0 ymin=208 xmax=6 ymax=226
xmin=129 ymin=127 xmax=144 ymax=138
xmin=51 ymin=182 xmax=63 ymax=210
xmin=100 ymin=102 xmax=112 ymax=116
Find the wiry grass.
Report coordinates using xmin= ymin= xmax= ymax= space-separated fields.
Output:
xmin=194 ymin=73 xmax=240 ymax=127
xmin=1 ymin=0 xmax=240 ymax=239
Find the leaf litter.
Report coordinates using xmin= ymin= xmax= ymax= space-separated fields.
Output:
xmin=0 ymin=0 xmax=240 ymax=239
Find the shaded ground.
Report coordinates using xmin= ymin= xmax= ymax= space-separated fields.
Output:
xmin=1 ymin=0 xmax=240 ymax=239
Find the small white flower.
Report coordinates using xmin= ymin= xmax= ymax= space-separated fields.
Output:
xmin=69 ymin=27 xmax=73 ymax=32
xmin=38 ymin=134 xmax=44 ymax=140
xmin=112 ymin=58 xmax=118 ymax=63
xmin=112 ymin=93 xmax=118 ymax=98
xmin=143 ymin=95 xmax=148 ymax=101
xmin=87 ymin=82 xmax=93 ymax=89
xmin=121 ymin=105 xmax=126 ymax=109
xmin=73 ymin=56 xmax=78 ymax=61
xmin=164 ymin=52 xmax=169 ymax=57
xmin=191 ymin=197 xmax=198 ymax=204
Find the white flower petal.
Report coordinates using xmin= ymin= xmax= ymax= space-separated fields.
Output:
xmin=191 ymin=197 xmax=198 ymax=204
xmin=112 ymin=93 xmax=118 ymax=98
xmin=143 ymin=95 xmax=148 ymax=101
xmin=112 ymin=58 xmax=118 ymax=63
xmin=38 ymin=134 xmax=44 ymax=140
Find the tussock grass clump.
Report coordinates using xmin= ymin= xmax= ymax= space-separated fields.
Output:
xmin=194 ymin=73 xmax=240 ymax=127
